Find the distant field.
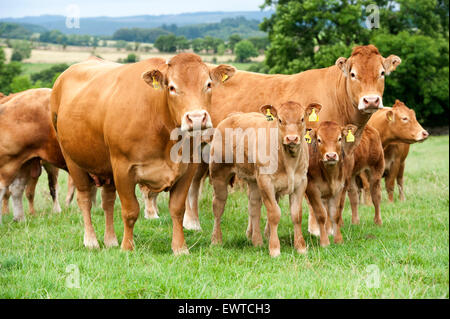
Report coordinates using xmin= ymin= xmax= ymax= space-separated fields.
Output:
xmin=0 ymin=136 xmax=448 ymax=298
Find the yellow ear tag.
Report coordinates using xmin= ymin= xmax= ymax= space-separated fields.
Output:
xmin=309 ymin=108 xmax=319 ymax=122
xmin=222 ymin=74 xmax=229 ymax=83
xmin=346 ymin=130 xmax=355 ymax=143
xmin=388 ymin=115 xmax=392 ymax=121
xmin=265 ymin=109 xmax=274 ymax=121
xmin=304 ymin=131 xmax=311 ymax=144
xmin=152 ymin=76 xmax=160 ymax=90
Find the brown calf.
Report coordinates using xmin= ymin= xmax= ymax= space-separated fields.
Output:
xmin=362 ymin=100 xmax=429 ymax=202
xmin=305 ymin=121 xmax=358 ymax=245
xmin=209 ymin=101 xmax=318 ymax=257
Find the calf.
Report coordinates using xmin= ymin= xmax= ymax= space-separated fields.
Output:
xmin=361 ymin=100 xmax=429 ymax=202
xmin=209 ymin=101 xmax=319 ymax=257
xmin=305 ymin=121 xmax=358 ymax=244
xmin=0 ymin=88 xmax=67 ymax=223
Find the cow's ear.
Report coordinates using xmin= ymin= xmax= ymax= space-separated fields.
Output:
xmin=260 ymin=104 xmax=278 ymax=118
xmin=142 ymin=69 xmax=165 ymax=90
xmin=342 ymin=124 xmax=358 ymax=141
xmin=305 ymin=102 xmax=322 ymax=117
xmin=211 ymin=64 xmax=236 ymax=84
xmin=386 ymin=110 xmax=394 ymax=123
xmin=335 ymin=57 xmax=348 ymax=76
xmin=383 ymin=55 xmax=401 ymax=75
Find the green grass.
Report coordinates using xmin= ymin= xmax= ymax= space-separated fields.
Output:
xmin=0 ymin=136 xmax=448 ymax=298
xmin=20 ymin=63 xmax=61 ymax=76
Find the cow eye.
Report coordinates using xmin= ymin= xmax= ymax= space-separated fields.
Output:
xmin=169 ymin=86 xmax=176 ymax=93
xmin=350 ymin=72 xmax=356 ymax=79
xmin=338 ymin=136 xmax=342 ymax=142
xmin=380 ymin=70 xmax=385 ymax=77
xmin=317 ymin=138 xmax=322 ymax=144
xmin=206 ymin=82 xmax=212 ymax=90
xmin=278 ymin=119 xmax=282 ymax=124
xmin=402 ymin=117 xmax=408 ymax=121
xmin=301 ymin=117 xmax=304 ymax=122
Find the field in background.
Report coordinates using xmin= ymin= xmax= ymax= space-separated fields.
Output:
xmin=0 ymin=136 xmax=448 ymax=298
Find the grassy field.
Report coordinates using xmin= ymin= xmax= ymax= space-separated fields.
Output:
xmin=0 ymin=136 xmax=448 ymax=298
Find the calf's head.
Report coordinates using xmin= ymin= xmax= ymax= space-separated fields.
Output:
xmin=260 ymin=101 xmax=322 ymax=149
xmin=336 ymin=45 xmax=401 ymax=114
xmin=309 ymin=121 xmax=358 ymax=166
xmin=385 ymin=100 xmax=429 ymax=143
xmin=142 ymin=53 xmax=235 ymax=132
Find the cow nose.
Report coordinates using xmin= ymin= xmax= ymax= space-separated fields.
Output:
xmin=325 ymin=152 xmax=338 ymax=161
xmin=422 ymin=130 xmax=429 ymax=139
xmin=284 ymin=135 xmax=300 ymax=145
xmin=182 ymin=110 xmax=212 ymax=131
xmin=363 ymin=96 xmax=380 ymax=108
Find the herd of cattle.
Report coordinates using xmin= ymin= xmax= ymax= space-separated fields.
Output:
xmin=0 ymin=44 xmax=429 ymax=256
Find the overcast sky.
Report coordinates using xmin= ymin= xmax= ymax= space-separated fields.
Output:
xmin=0 ymin=0 xmax=267 ymax=18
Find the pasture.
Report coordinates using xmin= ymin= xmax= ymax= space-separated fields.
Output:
xmin=0 ymin=135 xmax=448 ymax=299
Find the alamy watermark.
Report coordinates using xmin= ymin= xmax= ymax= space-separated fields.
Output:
xmin=365 ymin=4 xmax=380 ymax=29
xmin=65 ymin=264 xmax=80 ymax=288
xmin=65 ymin=4 xmax=80 ymax=29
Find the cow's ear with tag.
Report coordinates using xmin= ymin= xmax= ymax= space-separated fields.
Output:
xmin=142 ymin=69 xmax=165 ymax=90
xmin=335 ymin=57 xmax=348 ymax=76
xmin=305 ymin=102 xmax=322 ymax=122
xmin=342 ymin=124 xmax=358 ymax=143
xmin=211 ymin=64 xmax=236 ymax=85
xmin=383 ymin=55 xmax=402 ymax=75
xmin=260 ymin=104 xmax=278 ymax=121
xmin=386 ymin=110 xmax=394 ymax=123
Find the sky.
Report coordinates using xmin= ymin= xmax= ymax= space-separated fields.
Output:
xmin=0 ymin=0 xmax=267 ymax=18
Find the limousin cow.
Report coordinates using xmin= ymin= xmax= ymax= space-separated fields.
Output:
xmin=209 ymin=101 xmax=318 ymax=256
xmin=0 ymin=88 xmax=67 ymax=223
xmin=51 ymin=53 xmax=235 ymax=254
xmin=181 ymin=44 xmax=402 ymax=231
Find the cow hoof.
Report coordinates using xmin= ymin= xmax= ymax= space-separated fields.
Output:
xmin=144 ymin=212 xmax=160 ymax=220
xmin=352 ymin=218 xmax=360 ymax=225
xmin=211 ymin=237 xmax=222 ymax=245
xmin=296 ymin=247 xmax=307 ymax=254
xmin=173 ymin=246 xmax=189 ymax=256
xmin=246 ymin=229 xmax=252 ymax=240
xmin=53 ymin=204 xmax=62 ymax=214
xmin=183 ymin=216 xmax=202 ymax=231
xmin=374 ymin=218 xmax=382 ymax=226
xmin=308 ymin=226 xmax=320 ymax=237
xmin=13 ymin=215 xmax=25 ymax=222
xmin=104 ymin=236 xmax=119 ymax=248
xmin=84 ymin=235 xmax=100 ymax=249
xmin=252 ymin=236 xmax=263 ymax=247
xmin=269 ymin=248 xmax=281 ymax=258
xmin=320 ymin=239 xmax=330 ymax=248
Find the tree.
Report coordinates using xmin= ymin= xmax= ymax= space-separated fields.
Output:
xmin=0 ymin=48 xmax=22 ymax=94
xmin=175 ymin=36 xmax=190 ymax=51
xmin=234 ymin=40 xmax=259 ymax=62
xmin=191 ymin=38 xmax=204 ymax=53
xmin=10 ymin=75 xmax=33 ymax=93
xmin=154 ymin=34 xmax=177 ymax=53
xmin=228 ymin=34 xmax=242 ymax=53
xmin=10 ymin=40 xmax=32 ymax=62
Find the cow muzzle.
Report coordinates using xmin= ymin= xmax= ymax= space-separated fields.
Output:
xmin=416 ymin=130 xmax=429 ymax=142
xmin=283 ymin=134 xmax=301 ymax=146
xmin=358 ymin=95 xmax=383 ymax=113
xmin=181 ymin=110 xmax=213 ymax=132
xmin=323 ymin=152 xmax=339 ymax=164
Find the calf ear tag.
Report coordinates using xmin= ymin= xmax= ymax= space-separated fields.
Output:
xmin=266 ymin=109 xmax=274 ymax=121
xmin=346 ymin=130 xmax=355 ymax=142
xmin=309 ymin=108 xmax=319 ymax=122
xmin=222 ymin=74 xmax=229 ymax=83
xmin=152 ymin=76 xmax=160 ymax=90
xmin=304 ymin=131 xmax=312 ymax=144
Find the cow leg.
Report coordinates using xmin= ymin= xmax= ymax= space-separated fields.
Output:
xmin=168 ymin=164 xmax=198 ymax=255
xmin=211 ymin=177 xmax=229 ymax=246
xmin=43 ymin=163 xmax=62 ymax=213
xmin=397 ymin=162 xmax=406 ymax=201
xmin=306 ymin=186 xmax=330 ymax=247
xmin=306 ymin=196 xmax=321 ymax=237
xmin=65 ymin=175 xmax=76 ymax=207
xmin=370 ymin=171 xmax=383 ymax=226
xmin=183 ymin=162 xmax=208 ymax=231
xmin=140 ymin=184 xmax=159 ymax=219
xmin=10 ymin=174 xmax=28 ymax=222
xmin=0 ymin=187 xmax=7 ymax=224
xmin=289 ymin=179 xmax=308 ymax=253
xmin=247 ymin=182 xmax=263 ymax=247
xmin=359 ymin=171 xmax=372 ymax=205
xmin=263 ymin=193 xmax=281 ymax=239
xmin=257 ymin=176 xmax=281 ymax=257
xmin=24 ymin=175 xmax=38 ymax=215
xmin=328 ymin=197 xmax=343 ymax=244
xmin=101 ymin=183 xmax=118 ymax=248
xmin=348 ymin=176 xmax=360 ymax=225
xmin=2 ymin=189 xmax=10 ymax=215
xmin=385 ymin=160 xmax=400 ymax=203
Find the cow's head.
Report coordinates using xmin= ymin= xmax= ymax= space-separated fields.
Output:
xmin=142 ymin=53 xmax=235 ymax=132
xmin=260 ymin=101 xmax=322 ymax=148
xmin=384 ymin=100 xmax=429 ymax=143
xmin=309 ymin=121 xmax=358 ymax=165
xmin=335 ymin=45 xmax=401 ymax=114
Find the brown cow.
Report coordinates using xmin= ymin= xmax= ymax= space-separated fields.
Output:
xmin=51 ymin=53 xmax=235 ymax=254
xmin=0 ymin=88 xmax=67 ymax=223
xmin=209 ymin=101 xmax=318 ymax=256
xmin=360 ymin=100 xmax=429 ymax=202
xmin=305 ymin=121 xmax=358 ymax=244
xmin=181 ymin=44 xmax=402 ymax=231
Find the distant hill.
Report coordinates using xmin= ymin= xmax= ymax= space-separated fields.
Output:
xmin=0 ymin=11 xmax=274 ymax=36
